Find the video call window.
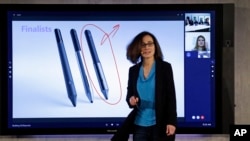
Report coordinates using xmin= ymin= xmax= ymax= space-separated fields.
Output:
xmin=185 ymin=13 xmax=211 ymax=59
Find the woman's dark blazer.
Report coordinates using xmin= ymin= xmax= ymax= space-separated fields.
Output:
xmin=111 ymin=59 xmax=177 ymax=141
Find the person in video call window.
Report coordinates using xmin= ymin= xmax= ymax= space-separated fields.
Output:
xmin=199 ymin=17 xmax=204 ymax=25
xmin=185 ymin=16 xmax=193 ymax=26
xmin=193 ymin=16 xmax=199 ymax=25
xmin=111 ymin=31 xmax=177 ymax=141
xmin=193 ymin=35 xmax=207 ymax=51
xmin=204 ymin=17 xmax=210 ymax=26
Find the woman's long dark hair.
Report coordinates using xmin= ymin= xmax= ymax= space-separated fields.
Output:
xmin=126 ymin=31 xmax=164 ymax=64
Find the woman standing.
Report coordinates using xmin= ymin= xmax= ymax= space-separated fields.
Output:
xmin=112 ymin=31 xmax=177 ymax=141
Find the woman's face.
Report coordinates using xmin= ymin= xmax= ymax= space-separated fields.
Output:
xmin=141 ymin=35 xmax=155 ymax=59
xmin=197 ymin=37 xmax=205 ymax=47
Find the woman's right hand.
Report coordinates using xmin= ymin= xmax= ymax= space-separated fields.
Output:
xmin=129 ymin=96 xmax=139 ymax=106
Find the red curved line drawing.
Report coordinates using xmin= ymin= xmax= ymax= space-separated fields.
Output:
xmin=79 ymin=24 xmax=122 ymax=105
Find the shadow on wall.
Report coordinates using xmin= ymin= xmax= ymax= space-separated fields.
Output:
xmin=222 ymin=47 xmax=234 ymax=133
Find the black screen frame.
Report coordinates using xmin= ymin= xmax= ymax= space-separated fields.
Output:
xmin=0 ymin=4 xmax=223 ymax=135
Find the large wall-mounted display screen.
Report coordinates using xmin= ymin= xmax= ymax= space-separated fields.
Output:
xmin=0 ymin=4 xmax=223 ymax=135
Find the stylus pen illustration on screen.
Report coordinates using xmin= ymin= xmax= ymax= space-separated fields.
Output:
xmin=70 ymin=29 xmax=93 ymax=103
xmin=54 ymin=28 xmax=77 ymax=107
xmin=84 ymin=30 xmax=109 ymax=100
